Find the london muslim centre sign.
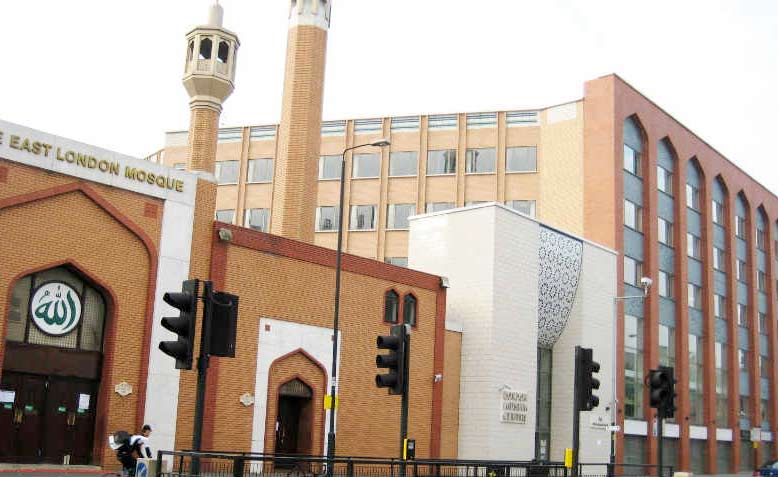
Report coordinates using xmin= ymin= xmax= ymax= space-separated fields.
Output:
xmin=0 ymin=119 xmax=190 ymax=198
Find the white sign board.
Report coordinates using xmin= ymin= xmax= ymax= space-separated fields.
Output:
xmin=30 ymin=282 xmax=82 ymax=336
xmin=500 ymin=390 xmax=529 ymax=424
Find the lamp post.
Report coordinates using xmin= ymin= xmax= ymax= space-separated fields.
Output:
xmin=610 ymin=277 xmax=652 ymax=476
xmin=326 ymin=138 xmax=390 ymax=470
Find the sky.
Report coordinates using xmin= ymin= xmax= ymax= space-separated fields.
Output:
xmin=2 ymin=0 xmax=777 ymax=193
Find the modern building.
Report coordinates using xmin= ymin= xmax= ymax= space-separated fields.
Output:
xmin=151 ymin=4 xmax=778 ymax=474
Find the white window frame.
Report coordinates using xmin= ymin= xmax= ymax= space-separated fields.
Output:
xmin=658 ymin=270 xmax=674 ymax=298
xmin=247 ymin=158 xmax=273 ymax=183
xmin=349 ymin=205 xmax=377 ymax=231
xmin=506 ymin=146 xmax=538 ymax=173
xmin=352 ymin=153 xmax=381 ymax=179
xmin=624 ymin=199 xmax=642 ymax=232
xmin=386 ymin=204 xmax=416 ymax=230
xmin=657 ymin=165 xmax=673 ymax=195
xmin=315 ymin=206 xmax=340 ymax=232
xmin=623 ymin=256 xmax=642 ymax=287
xmin=244 ymin=208 xmax=270 ymax=232
xmin=215 ymin=160 xmax=239 ymax=185
xmin=623 ymin=144 xmax=641 ymax=177
xmin=319 ymin=155 xmax=342 ymax=180
xmin=465 ymin=148 xmax=496 ymax=174
xmin=658 ymin=217 xmax=673 ymax=246
xmin=388 ymin=151 xmax=418 ymax=177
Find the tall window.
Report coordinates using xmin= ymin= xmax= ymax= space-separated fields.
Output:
xmin=738 ymin=349 xmax=749 ymax=370
xmin=624 ymin=314 xmax=644 ymax=419
xmin=244 ymin=208 xmax=269 ymax=232
xmin=506 ymin=200 xmax=536 ymax=217
xmin=352 ymin=153 xmax=380 ymax=178
xmin=350 ymin=205 xmax=377 ymax=230
xmin=686 ymin=183 xmax=700 ymax=211
xmin=247 ymin=158 xmax=273 ymax=183
xmin=758 ymin=271 xmax=767 ymax=292
xmin=736 ymin=216 xmax=747 ymax=239
xmin=215 ymin=160 xmax=239 ymax=184
xmin=427 ymin=149 xmax=456 ymax=175
xmin=687 ymin=233 xmax=702 ymax=260
xmin=319 ymin=155 xmax=342 ymax=180
xmin=624 ymin=200 xmax=643 ymax=232
xmin=315 ymin=206 xmax=339 ymax=231
xmin=714 ymin=294 xmax=726 ymax=319
xmin=384 ymin=290 xmax=399 ymax=323
xmin=712 ymin=200 xmax=726 ymax=225
xmin=657 ymin=166 xmax=673 ymax=195
xmin=715 ymin=342 xmax=728 ymax=427
xmin=713 ymin=247 xmax=726 ymax=271
xmin=624 ymin=257 xmax=643 ymax=287
xmin=506 ymin=146 xmax=537 ymax=173
xmin=759 ymin=312 xmax=768 ymax=334
xmin=425 ymin=202 xmax=455 ymax=214
xmin=738 ymin=303 xmax=749 ymax=327
xmin=736 ymin=260 xmax=748 ymax=283
xmin=658 ymin=218 xmax=674 ymax=246
xmin=389 ymin=152 xmax=418 ymax=177
xmin=215 ymin=209 xmax=235 ymax=223
xmin=387 ymin=204 xmax=415 ymax=230
xmin=689 ymin=334 xmax=704 ymax=425
xmin=659 ymin=271 xmax=674 ymax=298
xmin=623 ymin=145 xmax=641 ymax=176
xmin=403 ymin=294 xmax=417 ymax=326
xmin=757 ymin=228 xmax=767 ymax=251
xmin=659 ymin=324 xmax=676 ymax=367
xmin=465 ymin=148 xmax=496 ymax=174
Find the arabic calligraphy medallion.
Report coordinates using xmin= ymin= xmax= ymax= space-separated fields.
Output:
xmin=29 ymin=282 xmax=82 ymax=336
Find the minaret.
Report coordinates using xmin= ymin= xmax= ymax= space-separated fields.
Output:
xmin=271 ymin=0 xmax=332 ymax=242
xmin=182 ymin=2 xmax=239 ymax=174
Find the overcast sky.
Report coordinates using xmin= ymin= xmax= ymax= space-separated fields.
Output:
xmin=2 ymin=0 xmax=777 ymax=193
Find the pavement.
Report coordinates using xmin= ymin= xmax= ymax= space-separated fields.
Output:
xmin=0 ymin=465 xmax=117 ymax=476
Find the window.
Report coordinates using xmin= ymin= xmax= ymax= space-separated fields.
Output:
xmin=387 ymin=204 xmax=415 ymax=230
xmin=215 ymin=209 xmax=235 ymax=224
xmin=688 ymin=334 xmax=705 ymax=425
xmin=658 ymin=324 xmax=675 ymax=367
xmin=506 ymin=200 xmax=536 ymax=217
xmin=506 ymin=146 xmax=537 ymax=172
xmin=247 ymin=158 xmax=273 ymax=183
xmin=173 ymin=163 xmax=186 ymax=170
xmin=391 ymin=116 xmax=420 ymax=132
xmin=507 ymin=111 xmax=539 ymax=126
xmin=217 ymin=40 xmax=229 ymax=63
xmin=385 ymin=257 xmax=408 ymax=267
xmin=384 ymin=290 xmax=399 ymax=323
xmin=737 ymin=259 xmax=748 ymax=283
xmin=465 ymin=201 xmax=488 ymax=207
xmin=352 ymin=153 xmax=380 ymax=178
xmin=657 ymin=166 xmax=673 ymax=195
xmin=428 ymin=114 xmax=458 ymax=130
xmin=759 ymin=312 xmax=767 ymax=335
xmin=425 ymin=202 xmax=455 ymax=214
xmin=736 ymin=216 xmax=747 ymax=239
xmin=319 ymin=155 xmax=342 ymax=180
xmin=738 ymin=349 xmax=749 ymax=370
xmin=624 ymin=314 xmax=644 ymax=419
xmin=350 ymin=205 xmax=377 ymax=230
xmin=657 ymin=218 xmax=673 ymax=246
xmin=712 ymin=200 xmax=725 ymax=225
xmin=688 ymin=283 xmax=702 ymax=309
xmin=244 ymin=208 xmax=269 ymax=232
xmin=714 ymin=294 xmax=726 ymax=319
xmin=624 ymin=200 xmax=642 ymax=232
xmin=427 ymin=150 xmax=456 ymax=175
xmin=218 ymin=128 xmax=242 ymax=143
xmin=686 ymin=184 xmax=700 ymax=211
xmin=758 ymin=271 xmax=767 ymax=292
xmin=738 ymin=303 xmax=749 ymax=327
xmin=315 ymin=206 xmax=339 ymax=232
xmin=321 ymin=121 xmax=346 ymax=136
xmin=199 ymin=37 xmax=212 ymax=59
xmin=465 ymin=148 xmax=496 ymax=174
xmin=403 ymin=294 xmax=417 ymax=326
xmin=713 ymin=247 xmax=726 ymax=271
xmin=354 ymin=118 xmax=382 ymax=135
xmin=250 ymin=125 xmax=276 ymax=140
xmin=760 ymin=354 xmax=769 ymax=376
xmin=215 ymin=160 xmax=239 ymax=184
xmin=658 ymin=271 xmax=674 ymax=298
xmin=623 ymin=256 xmax=643 ymax=287
xmin=687 ymin=233 xmax=702 ymax=260
xmin=467 ymin=112 xmax=497 ymax=129
xmin=389 ymin=152 xmax=418 ymax=177
xmin=757 ymin=229 xmax=767 ymax=251
xmin=623 ymin=145 xmax=641 ymax=176
xmin=715 ymin=342 xmax=729 ymax=427
xmin=739 ymin=396 xmax=750 ymax=420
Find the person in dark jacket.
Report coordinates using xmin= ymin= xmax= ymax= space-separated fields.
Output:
xmin=116 ymin=425 xmax=152 ymax=476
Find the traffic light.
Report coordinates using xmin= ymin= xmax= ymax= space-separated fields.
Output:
xmin=376 ymin=324 xmax=407 ymax=395
xmin=575 ymin=346 xmax=601 ymax=411
xmin=649 ymin=366 xmax=677 ymax=418
xmin=159 ymin=279 xmax=199 ymax=370
xmin=208 ymin=291 xmax=239 ymax=358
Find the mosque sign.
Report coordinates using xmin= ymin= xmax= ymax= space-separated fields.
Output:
xmin=500 ymin=389 xmax=529 ymax=424
xmin=29 ymin=282 xmax=82 ymax=336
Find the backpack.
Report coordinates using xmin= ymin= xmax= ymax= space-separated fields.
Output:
xmin=109 ymin=430 xmax=131 ymax=452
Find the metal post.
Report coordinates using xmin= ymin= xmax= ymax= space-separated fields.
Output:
xmin=400 ymin=327 xmax=411 ymax=477
xmin=572 ymin=346 xmax=581 ymax=477
xmin=192 ymin=280 xmax=214 ymax=476
xmin=656 ymin=415 xmax=664 ymax=477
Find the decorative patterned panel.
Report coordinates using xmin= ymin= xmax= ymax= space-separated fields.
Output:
xmin=537 ymin=227 xmax=583 ymax=348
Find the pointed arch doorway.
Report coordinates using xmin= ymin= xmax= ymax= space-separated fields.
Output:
xmin=275 ymin=378 xmax=314 ymax=456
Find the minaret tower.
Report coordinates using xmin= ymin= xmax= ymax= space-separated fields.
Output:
xmin=182 ymin=1 xmax=240 ymax=174
xmin=271 ymin=0 xmax=332 ymax=242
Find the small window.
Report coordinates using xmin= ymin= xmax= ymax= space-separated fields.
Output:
xmin=759 ymin=312 xmax=768 ymax=335
xmin=385 ymin=257 xmax=408 ymax=268
xmin=389 ymin=152 xmax=418 ymax=177
xmin=391 ymin=116 xmax=420 ymax=133
xmin=187 ymin=41 xmax=194 ymax=62
xmin=758 ymin=271 xmax=767 ymax=292
xmin=215 ymin=160 xmax=239 ymax=184
xmin=465 ymin=148 xmax=496 ymax=174
xmin=173 ymin=163 xmax=186 ymax=171
xmin=244 ymin=208 xmax=269 ymax=232
xmin=657 ymin=166 xmax=673 ymax=195
xmin=623 ymin=145 xmax=641 ymax=177
xmin=387 ymin=204 xmax=416 ymax=230
xmin=737 ymin=260 xmax=748 ymax=283
xmin=714 ymin=294 xmax=726 ymax=319
xmin=688 ymin=283 xmax=702 ymax=309
xmin=623 ymin=256 xmax=642 ymax=287
xmin=687 ymin=233 xmax=702 ymax=260
xmin=736 ymin=216 xmax=747 ymax=239
xmin=384 ymin=290 xmax=399 ymax=323
xmin=199 ymin=37 xmax=213 ymax=60
xmin=506 ymin=200 xmax=536 ymax=217
xmin=757 ymin=229 xmax=767 ymax=251
xmin=658 ymin=218 xmax=673 ymax=246
xmin=713 ymin=247 xmax=726 ymax=271
xmin=319 ymin=155 xmax=342 ymax=180
xmin=425 ymin=202 xmax=455 ymax=214
xmin=215 ymin=209 xmax=235 ymax=224
xmin=738 ymin=303 xmax=749 ymax=328
xmin=686 ymin=184 xmax=700 ymax=211
xmin=247 ymin=159 xmax=273 ymax=183
xmin=350 ymin=205 xmax=377 ymax=230
xmin=217 ymin=41 xmax=229 ymax=63
xmin=352 ymin=153 xmax=380 ymax=178
xmin=403 ymin=294 xmax=417 ymax=326
xmin=427 ymin=150 xmax=457 ymax=175
xmin=506 ymin=146 xmax=537 ymax=173
xmin=315 ymin=206 xmax=339 ymax=232
xmin=428 ymin=114 xmax=458 ymax=130
xmin=712 ymin=200 xmax=726 ymax=225
xmin=624 ymin=200 xmax=642 ymax=232
xmin=739 ymin=349 xmax=749 ymax=370
xmin=658 ymin=271 xmax=674 ymax=298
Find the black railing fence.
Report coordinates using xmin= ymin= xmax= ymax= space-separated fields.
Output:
xmin=156 ymin=451 xmax=672 ymax=477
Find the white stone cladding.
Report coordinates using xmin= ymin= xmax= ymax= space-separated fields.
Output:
xmin=408 ymin=203 xmax=616 ymax=462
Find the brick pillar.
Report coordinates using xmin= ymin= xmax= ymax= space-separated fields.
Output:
xmin=187 ymin=107 xmax=220 ymax=174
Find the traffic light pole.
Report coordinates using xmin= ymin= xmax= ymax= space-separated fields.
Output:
xmin=656 ymin=415 xmax=663 ymax=477
xmin=572 ymin=346 xmax=581 ymax=477
xmin=191 ymin=281 xmax=214 ymax=476
xmin=400 ymin=328 xmax=410 ymax=477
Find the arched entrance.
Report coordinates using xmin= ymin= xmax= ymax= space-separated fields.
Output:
xmin=275 ymin=378 xmax=313 ymax=456
xmin=0 ymin=266 xmax=107 ymax=464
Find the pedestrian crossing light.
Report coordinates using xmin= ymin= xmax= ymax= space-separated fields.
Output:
xmin=375 ymin=324 xmax=408 ymax=395
xmin=575 ymin=346 xmax=600 ymax=411
xmin=159 ymin=279 xmax=199 ymax=370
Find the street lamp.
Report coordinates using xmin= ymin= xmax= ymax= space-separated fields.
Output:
xmin=610 ymin=276 xmax=652 ymax=475
xmin=326 ymin=138 xmax=391 ymax=468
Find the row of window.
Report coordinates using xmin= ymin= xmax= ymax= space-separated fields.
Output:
xmin=384 ymin=290 xmax=417 ymax=326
